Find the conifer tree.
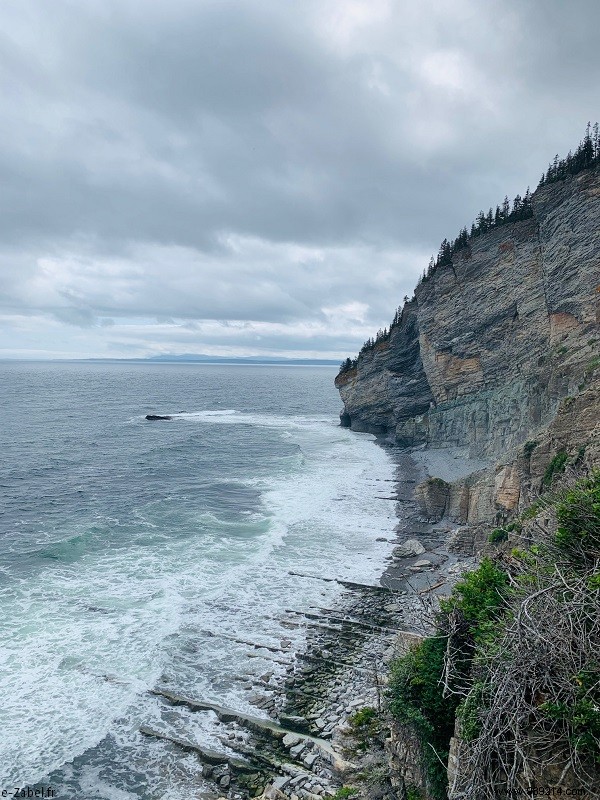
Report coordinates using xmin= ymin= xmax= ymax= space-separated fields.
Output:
xmin=344 ymin=123 xmax=600 ymax=376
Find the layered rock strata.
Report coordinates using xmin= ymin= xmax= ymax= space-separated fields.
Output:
xmin=334 ymin=163 xmax=600 ymax=800
xmin=336 ymin=167 xmax=600 ymax=463
xmin=337 ymin=167 xmax=600 ymax=545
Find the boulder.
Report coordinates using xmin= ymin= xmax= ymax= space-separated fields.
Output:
xmin=279 ymin=714 xmax=311 ymax=734
xmin=415 ymin=477 xmax=450 ymax=522
xmin=393 ymin=539 xmax=426 ymax=558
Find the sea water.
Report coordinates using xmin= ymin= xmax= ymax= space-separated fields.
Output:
xmin=0 ymin=362 xmax=397 ymax=799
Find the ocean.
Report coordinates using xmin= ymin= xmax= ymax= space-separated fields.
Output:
xmin=0 ymin=362 xmax=398 ymax=799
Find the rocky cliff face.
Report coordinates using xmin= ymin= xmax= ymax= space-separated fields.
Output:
xmin=337 ymin=166 xmax=599 ymax=458
xmin=334 ymin=166 xmax=600 ymax=800
xmin=337 ymin=167 xmax=600 ymax=531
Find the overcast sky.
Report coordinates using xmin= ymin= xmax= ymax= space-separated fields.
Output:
xmin=0 ymin=0 xmax=598 ymax=360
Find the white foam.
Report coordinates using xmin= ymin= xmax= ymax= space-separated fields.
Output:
xmin=0 ymin=411 xmax=398 ymax=790
xmin=172 ymin=409 xmax=335 ymax=430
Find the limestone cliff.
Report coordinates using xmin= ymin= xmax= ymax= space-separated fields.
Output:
xmin=337 ymin=165 xmax=600 ymax=533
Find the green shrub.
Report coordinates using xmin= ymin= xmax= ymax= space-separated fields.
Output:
xmin=427 ymin=477 xmax=450 ymax=488
xmin=332 ymin=788 xmax=358 ymax=799
xmin=387 ymin=480 xmax=600 ymax=794
xmin=554 ymin=473 xmax=600 ymax=561
xmin=347 ymin=706 xmax=381 ymax=754
xmin=389 ymin=636 xmax=457 ymax=799
xmin=440 ymin=558 xmax=509 ymax=641
xmin=349 ymin=706 xmax=377 ymax=728
xmin=489 ymin=527 xmax=508 ymax=543
xmin=489 ymin=521 xmax=522 ymax=543
xmin=574 ymin=445 xmax=586 ymax=464
xmin=541 ymin=676 xmax=600 ymax=764
xmin=587 ymin=572 xmax=600 ymax=590
xmin=458 ymin=680 xmax=490 ymax=741
xmin=521 ymin=500 xmax=542 ymax=520
xmin=542 ymin=450 xmax=568 ymax=488
xmin=586 ymin=356 xmax=600 ymax=371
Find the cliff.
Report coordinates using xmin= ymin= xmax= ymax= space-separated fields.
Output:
xmin=334 ymin=162 xmax=600 ymax=800
xmin=336 ymin=166 xmax=599 ymax=455
xmin=337 ymin=166 xmax=600 ymax=533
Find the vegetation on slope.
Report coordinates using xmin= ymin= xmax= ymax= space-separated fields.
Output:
xmin=388 ymin=472 xmax=600 ymax=800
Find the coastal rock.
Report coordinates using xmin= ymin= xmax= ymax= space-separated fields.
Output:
xmin=336 ymin=167 xmax=600 ymax=545
xmin=392 ymin=539 xmax=425 ymax=558
xmin=263 ymin=784 xmax=287 ymax=800
xmin=336 ymin=167 xmax=600 ymax=461
xmin=279 ymin=714 xmax=311 ymax=734
xmin=415 ymin=477 xmax=450 ymax=522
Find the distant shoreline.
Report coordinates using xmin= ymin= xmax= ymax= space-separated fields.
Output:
xmin=0 ymin=358 xmax=340 ymax=366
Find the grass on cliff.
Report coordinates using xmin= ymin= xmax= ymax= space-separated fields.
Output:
xmin=387 ymin=472 xmax=600 ymax=800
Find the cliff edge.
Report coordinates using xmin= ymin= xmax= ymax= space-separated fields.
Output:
xmin=337 ymin=165 xmax=600 ymax=536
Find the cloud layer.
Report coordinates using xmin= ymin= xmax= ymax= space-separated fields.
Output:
xmin=1 ymin=0 xmax=598 ymax=358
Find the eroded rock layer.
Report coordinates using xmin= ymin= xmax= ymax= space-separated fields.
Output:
xmin=336 ymin=167 xmax=600 ymax=461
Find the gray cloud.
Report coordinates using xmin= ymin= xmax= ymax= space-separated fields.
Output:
xmin=0 ymin=0 xmax=599 ymax=358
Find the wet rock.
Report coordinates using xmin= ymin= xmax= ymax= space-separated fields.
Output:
xmin=279 ymin=714 xmax=311 ymax=734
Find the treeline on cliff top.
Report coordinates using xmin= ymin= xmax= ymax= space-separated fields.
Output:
xmin=338 ymin=122 xmax=600 ymax=376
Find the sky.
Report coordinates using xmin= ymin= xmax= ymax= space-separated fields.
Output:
xmin=0 ymin=0 xmax=599 ymax=360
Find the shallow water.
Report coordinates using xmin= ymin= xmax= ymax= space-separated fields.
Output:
xmin=0 ymin=362 xmax=397 ymax=798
